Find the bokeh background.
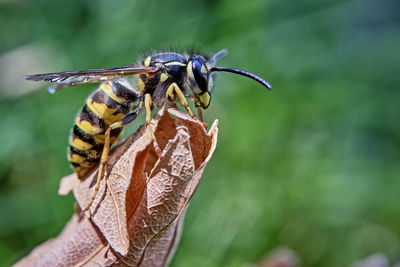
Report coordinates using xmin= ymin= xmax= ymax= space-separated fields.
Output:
xmin=1 ymin=0 xmax=399 ymax=266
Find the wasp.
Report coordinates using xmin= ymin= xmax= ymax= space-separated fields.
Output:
xmin=24 ymin=49 xmax=271 ymax=213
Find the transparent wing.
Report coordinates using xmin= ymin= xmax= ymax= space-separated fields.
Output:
xmin=24 ymin=65 xmax=160 ymax=92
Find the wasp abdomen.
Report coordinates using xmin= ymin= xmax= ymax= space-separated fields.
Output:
xmin=68 ymin=81 xmax=139 ymax=179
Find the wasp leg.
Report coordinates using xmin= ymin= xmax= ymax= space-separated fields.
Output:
xmin=81 ymin=107 xmax=141 ymax=216
xmin=197 ymin=107 xmax=209 ymax=129
xmin=145 ymin=93 xmax=162 ymax=157
xmin=166 ymin=82 xmax=195 ymax=118
xmin=197 ymin=107 xmax=203 ymax=122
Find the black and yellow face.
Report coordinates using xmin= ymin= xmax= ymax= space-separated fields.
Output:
xmin=187 ymin=56 xmax=212 ymax=109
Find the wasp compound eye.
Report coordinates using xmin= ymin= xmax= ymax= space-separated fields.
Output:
xmin=192 ymin=58 xmax=208 ymax=93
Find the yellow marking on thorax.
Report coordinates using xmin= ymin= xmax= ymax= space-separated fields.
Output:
xmin=76 ymin=118 xmax=104 ymax=135
xmin=86 ymin=99 xmax=126 ymax=125
xmin=165 ymin=61 xmax=186 ymax=67
xmin=138 ymin=77 xmax=145 ymax=91
xmin=100 ymin=83 xmax=126 ymax=104
xmin=70 ymin=137 xmax=94 ymax=150
xmin=144 ymin=56 xmax=151 ymax=67
xmin=160 ymin=73 xmax=168 ymax=82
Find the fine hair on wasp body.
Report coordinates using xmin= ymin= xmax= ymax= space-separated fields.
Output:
xmin=24 ymin=49 xmax=272 ymax=215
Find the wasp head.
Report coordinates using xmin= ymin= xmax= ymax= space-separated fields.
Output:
xmin=185 ymin=49 xmax=272 ymax=110
xmin=186 ymin=55 xmax=213 ymax=109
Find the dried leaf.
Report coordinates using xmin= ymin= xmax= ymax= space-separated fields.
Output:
xmin=14 ymin=214 xmax=118 ymax=267
xmin=15 ymin=107 xmax=218 ymax=267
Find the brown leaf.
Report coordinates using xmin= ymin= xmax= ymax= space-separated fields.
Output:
xmin=14 ymin=214 xmax=118 ymax=267
xmin=15 ymin=107 xmax=218 ymax=267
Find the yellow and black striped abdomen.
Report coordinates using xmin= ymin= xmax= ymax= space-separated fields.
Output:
xmin=68 ymin=81 xmax=139 ymax=179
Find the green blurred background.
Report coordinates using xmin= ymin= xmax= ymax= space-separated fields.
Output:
xmin=1 ymin=0 xmax=399 ymax=266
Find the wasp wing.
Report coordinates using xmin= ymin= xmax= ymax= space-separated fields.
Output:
xmin=24 ymin=65 xmax=160 ymax=92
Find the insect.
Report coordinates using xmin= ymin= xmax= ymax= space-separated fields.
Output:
xmin=24 ymin=49 xmax=271 ymax=214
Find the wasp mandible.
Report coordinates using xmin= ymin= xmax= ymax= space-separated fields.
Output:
xmin=24 ymin=49 xmax=272 ymax=214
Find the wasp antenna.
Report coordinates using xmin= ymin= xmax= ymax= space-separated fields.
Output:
xmin=211 ymin=67 xmax=272 ymax=90
xmin=212 ymin=49 xmax=228 ymax=61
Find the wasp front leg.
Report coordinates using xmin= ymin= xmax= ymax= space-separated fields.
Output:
xmin=166 ymin=82 xmax=195 ymax=118
xmin=144 ymin=93 xmax=162 ymax=157
xmin=165 ymin=83 xmax=208 ymax=128
xmin=81 ymin=107 xmax=141 ymax=216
